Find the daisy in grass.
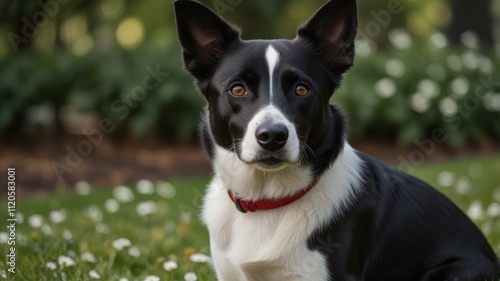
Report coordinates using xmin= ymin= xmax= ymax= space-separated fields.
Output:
xmin=46 ymin=262 xmax=57 ymax=270
xmin=82 ymin=252 xmax=97 ymax=263
xmin=184 ymin=272 xmax=198 ymax=281
xmin=58 ymin=255 xmax=76 ymax=268
xmin=112 ymin=238 xmax=132 ymax=251
xmin=49 ymin=210 xmax=67 ymax=224
xmin=89 ymin=270 xmax=101 ymax=279
xmin=128 ymin=246 xmax=141 ymax=258
xmin=162 ymin=260 xmax=178 ymax=272
xmin=143 ymin=276 xmax=160 ymax=281
xmin=189 ymin=253 xmax=211 ymax=263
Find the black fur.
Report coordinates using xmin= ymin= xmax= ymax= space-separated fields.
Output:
xmin=175 ymin=0 xmax=500 ymax=279
xmin=308 ymin=152 xmax=500 ymax=280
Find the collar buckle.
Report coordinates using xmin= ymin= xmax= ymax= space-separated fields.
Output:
xmin=233 ymin=197 xmax=247 ymax=213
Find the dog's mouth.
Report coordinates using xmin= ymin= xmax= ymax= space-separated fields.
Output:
xmin=243 ymin=155 xmax=299 ymax=172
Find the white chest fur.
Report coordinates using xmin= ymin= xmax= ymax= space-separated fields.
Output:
xmin=201 ymin=144 xmax=363 ymax=281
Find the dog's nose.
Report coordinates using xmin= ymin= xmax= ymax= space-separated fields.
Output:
xmin=256 ymin=124 xmax=288 ymax=151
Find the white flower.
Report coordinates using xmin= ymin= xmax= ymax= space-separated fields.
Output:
xmin=58 ymin=255 xmax=76 ymax=268
xmin=430 ymin=32 xmax=448 ymax=49
xmin=180 ymin=211 xmax=192 ymax=224
xmin=461 ymin=51 xmax=479 ymax=70
xmin=112 ymin=238 xmax=132 ymax=251
xmin=137 ymin=179 xmax=155 ymax=194
xmin=163 ymin=260 xmax=178 ymax=272
xmin=487 ymin=203 xmax=500 ymax=218
xmin=28 ymin=214 xmax=44 ymax=228
xmin=0 ymin=232 xmax=8 ymax=244
xmin=460 ymin=30 xmax=479 ymax=49
xmin=439 ymin=98 xmax=458 ymax=117
xmin=479 ymin=57 xmax=494 ymax=74
xmin=105 ymin=199 xmax=120 ymax=213
xmin=114 ymin=185 xmax=135 ymax=203
xmin=482 ymin=92 xmax=500 ymax=112
xmin=143 ymin=276 xmax=160 ymax=281
xmin=184 ymin=272 xmax=198 ymax=281
xmin=437 ymin=171 xmax=455 ymax=187
xmin=128 ymin=246 xmax=141 ymax=257
xmin=46 ymin=261 xmax=57 ymax=270
xmin=89 ymin=270 xmax=101 ymax=279
xmin=42 ymin=224 xmax=53 ymax=235
xmin=449 ymin=76 xmax=470 ymax=96
xmin=417 ymin=79 xmax=440 ymax=99
xmin=63 ymin=230 xmax=73 ymax=240
xmin=84 ymin=205 xmax=103 ymax=222
xmin=385 ymin=59 xmax=405 ymax=78
xmin=355 ymin=38 xmax=373 ymax=57
xmin=96 ymin=222 xmax=110 ymax=234
xmin=82 ymin=252 xmax=97 ymax=263
xmin=467 ymin=201 xmax=484 ymax=220
xmin=119 ymin=279 xmax=129 ymax=281
xmin=410 ymin=93 xmax=430 ymax=113
xmin=189 ymin=253 xmax=211 ymax=263
xmin=136 ymin=201 xmax=157 ymax=216
xmin=0 ymin=270 xmax=6 ymax=279
xmin=156 ymin=181 xmax=176 ymax=199
xmin=75 ymin=181 xmax=91 ymax=195
xmin=388 ymin=29 xmax=412 ymax=49
xmin=455 ymin=177 xmax=472 ymax=194
xmin=374 ymin=78 xmax=396 ymax=99
xmin=50 ymin=210 xmax=67 ymax=224
xmin=16 ymin=212 xmax=24 ymax=224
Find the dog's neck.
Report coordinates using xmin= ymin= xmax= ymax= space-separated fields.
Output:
xmin=212 ymin=145 xmax=315 ymax=202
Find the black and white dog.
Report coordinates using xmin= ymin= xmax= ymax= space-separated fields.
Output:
xmin=174 ymin=0 xmax=500 ymax=280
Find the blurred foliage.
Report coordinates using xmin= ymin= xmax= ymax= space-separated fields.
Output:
xmin=335 ymin=31 xmax=500 ymax=147
xmin=0 ymin=0 xmax=499 ymax=146
xmin=0 ymin=43 xmax=204 ymax=140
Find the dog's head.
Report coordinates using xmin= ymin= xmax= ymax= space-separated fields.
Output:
xmin=174 ymin=0 xmax=357 ymax=174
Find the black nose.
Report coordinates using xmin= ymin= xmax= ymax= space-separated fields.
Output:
xmin=256 ymin=124 xmax=289 ymax=151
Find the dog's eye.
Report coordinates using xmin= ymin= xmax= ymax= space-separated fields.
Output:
xmin=295 ymin=84 xmax=310 ymax=96
xmin=230 ymin=84 xmax=247 ymax=96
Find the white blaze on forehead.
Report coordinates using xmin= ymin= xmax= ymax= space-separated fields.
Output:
xmin=265 ymin=45 xmax=280 ymax=101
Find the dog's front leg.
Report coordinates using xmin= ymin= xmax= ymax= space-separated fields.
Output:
xmin=211 ymin=248 xmax=245 ymax=281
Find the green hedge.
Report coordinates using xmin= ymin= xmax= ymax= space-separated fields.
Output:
xmin=335 ymin=32 xmax=500 ymax=147
xmin=1 ymin=32 xmax=499 ymax=146
xmin=0 ymin=44 xmax=204 ymax=141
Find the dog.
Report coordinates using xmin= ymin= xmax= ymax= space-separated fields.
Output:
xmin=174 ymin=0 xmax=500 ymax=280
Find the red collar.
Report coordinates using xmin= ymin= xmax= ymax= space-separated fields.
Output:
xmin=227 ymin=178 xmax=318 ymax=213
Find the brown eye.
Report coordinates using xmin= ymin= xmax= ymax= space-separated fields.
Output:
xmin=295 ymin=84 xmax=310 ymax=96
xmin=230 ymin=84 xmax=246 ymax=96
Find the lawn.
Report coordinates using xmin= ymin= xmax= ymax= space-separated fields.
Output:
xmin=1 ymin=155 xmax=500 ymax=281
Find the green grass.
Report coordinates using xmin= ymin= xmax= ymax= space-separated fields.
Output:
xmin=1 ymin=156 xmax=500 ymax=280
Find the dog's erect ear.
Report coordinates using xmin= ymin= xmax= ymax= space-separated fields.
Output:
xmin=297 ymin=0 xmax=358 ymax=75
xmin=174 ymin=0 xmax=241 ymax=85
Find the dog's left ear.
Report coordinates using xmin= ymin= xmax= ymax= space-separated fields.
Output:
xmin=297 ymin=0 xmax=358 ymax=75
xmin=174 ymin=0 xmax=241 ymax=90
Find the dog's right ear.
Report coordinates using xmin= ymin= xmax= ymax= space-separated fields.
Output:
xmin=174 ymin=0 xmax=241 ymax=89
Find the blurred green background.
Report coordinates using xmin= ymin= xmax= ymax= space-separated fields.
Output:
xmin=0 ymin=0 xmax=499 ymax=192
